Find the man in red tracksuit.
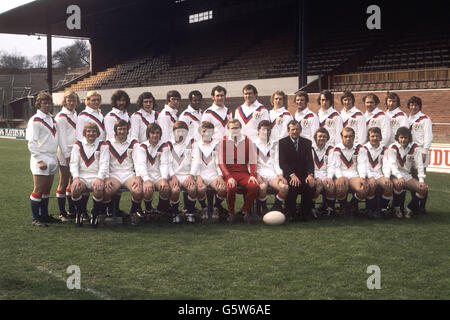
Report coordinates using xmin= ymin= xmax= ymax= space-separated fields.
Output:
xmin=218 ymin=119 xmax=259 ymax=223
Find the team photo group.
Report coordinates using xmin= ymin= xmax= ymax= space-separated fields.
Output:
xmin=26 ymin=83 xmax=432 ymax=227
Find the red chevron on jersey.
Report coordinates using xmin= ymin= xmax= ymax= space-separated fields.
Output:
xmin=367 ymin=146 xmax=387 ymax=169
xmin=271 ymin=112 xmax=292 ymax=127
xmin=343 ymin=112 xmax=363 ymax=127
xmin=34 ymin=117 xmax=56 ymax=136
xmin=201 ymin=151 xmax=214 ymax=166
xmin=319 ymin=112 xmax=340 ymax=128
xmin=75 ymin=140 xmax=101 ymax=167
xmin=236 ymin=106 xmax=253 ymax=124
xmin=335 ymin=144 xmax=363 ymax=169
xmin=165 ymin=111 xmax=177 ymax=124
xmin=183 ymin=112 xmax=200 ymax=122
xmin=409 ymin=115 xmax=429 ymax=130
xmin=392 ymin=111 xmax=406 ymax=119
xmin=312 ymin=149 xmax=325 ymax=169
xmin=256 ymin=148 xmax=271 ymax=163
xmin=140 ymin=144 xmax=158 ymax=165
xmin=205 ymin=109 xmax=230 ymax=127
xmin=79 ymin=112 xmax=104 ymax=130
xmin=391 ymin=144 xmax=418 ymax=167
xmin=366 ymin=111 xmax=385 ymax=125
xmin=106 ymin=140 xmax=137 ymax=164
xmin=59 ymin=113 xmax=76 ymax=129
xmin=171 ymin=148 xmax=186 ymax=165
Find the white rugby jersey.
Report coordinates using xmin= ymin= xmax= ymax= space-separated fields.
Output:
xmin=333 ymin=143 xmax=368 ymax=179
xmin=388 ymin=141 xmax=425 ymax=182
xmin=55 ymin=107 xmax=78 ymax=154
xmin=294 ymin=107 xmax=319 ymax=142
xmin=201 ymin=104 xmax=232 ymax=143
xmin=386 ymin=108 xmax=409 ymax=147
xmin=190 ymin=140 xmax=221 ymax=181
xmin=159 ymin=105 xmax=178 ymax=143
xmin=129 ymin=108 xmax=160 ymax=143
xmin=269 ymin=107 xmax=293 ymax=142
xmin=104 ymin=107 xmax=130 ymax=140
xmin=318 ymin=107 xmax=343 ymax=146
xmin=168 ymin=138 xmax=195 ymax=177
xmin=70 ymin=138 xmax=103 ymax=180
xmin=135 ymin=140 xmax=171 ymax=182
xmin=311 ymin=142 xmax=335 ymax=180
xmin=340 ymin=106 xmax=367 ymax=145
xmin=364 ymin=107 xmax=390 ymax=147
xmin=76 ymin=106 xmax=105 ymax=141
xmin=364 ymin=142 xmax=390 ymax=179
xmin=409 ymin=111 xmax=433 ymax=155
xmin=179 ymin=105 xmax=203 ymax=142
xmin=27 ymin=109 xmax=68 ymax=161
xmin=254 ymin=138 xmax=283 ymax=178
xmin=98 ymin=138 xmax=139 ymax=179
xmin=234 ymin=101 xmax=270 ymax=142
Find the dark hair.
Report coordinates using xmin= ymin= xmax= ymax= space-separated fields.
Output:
xmin=146 ymin=123 xmax=162 ymax=140
xmin=395 ymin=126 xmax=412 ymax=142
xmin=211 ymin=85 xmax=227 ymax=96
xmin=317 ymin=90 xmax=334 ymax=106
xmin=385 ymin=92 xmax=400 ymax=108
xmin=188 ymin=90 xmax=203 ymax=101
xmin=341 ymin=90 xmax=355 ymax=105
xmin=137 ymin=92 xmax=155 ymax=109
xmin=314 ymin=127 xmax=330 ymax=142
xmin=113 ymin=119 xmax=129 ymax=135
xmin=295 ymin=91 xmax=309 ymax=104
xmin=287 ymin=120 xmax=301 ymax=131
xmin=173 ymin=120 xmax=189 ymax=131
xmin=201 ymin=121 xmax=214 ymax=130
xmin=407 ymin=96 xmax=422 ymax=110
xmin=258 ymin=120 xmax=272 ymax=130
xmin=227 ymin=118 xmax=242 ymax=129
xmin=362 ymin=93 xmax=380 ymax=105
xmin=341 ymin=127 xmax=355 ymax=137
xmin=111 ymin=90 xmax=130 ymax=109
xmin=166 ymin=90 xmax=181 ymax=102
xmin=367 ymin=126 xmax=382 ymax=140
xmin=243 ymin=84 xmax=258 ymax=95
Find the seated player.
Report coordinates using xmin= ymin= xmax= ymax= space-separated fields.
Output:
xmin=99 ymin=120 xmax=143 ymax=223
xmin=334 ymin=127 xmax=369 ymax=218
xmin=217 ymin=119 xmax=259 ymax=223
xmin=69 ymin=123 xmax=105 ymax=227
xmin=364 ymin=127 xmax=393 ymax=219
xmin=254 ymin=120 xmax=289 ymax=215
xmin=135 ymin=123 xmax=171 ymax=223
xmin=388 ymin=126 xmax=428 ymax=219
xmin=311 ymin=128 xmax=336 ymax=218
xmin=190 ymin=121 xmax=227 ymax=222
xmin=167 ymin=121 xmax=197 ymax=223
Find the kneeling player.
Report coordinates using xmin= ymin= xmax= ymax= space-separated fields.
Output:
xmin=167 ymin=121 xmax=197 ymax=223
xmin=364 ymin=127 xmax=393 ymax=219
xmin=334 ymin=127 xmax=369 ymax=218
xmin=191 ymin=121 xmax=227 ymax=222
xmin=254 ymin=120 xmax=288 ymax=215
xmin=388 ymin=126 xmax=428 ymax=219
xmin=135 ymin=123 xmax=171 ymax=222
xmin=311 ymin=128 xmax=336 ymax=218
xmin=70 ymin=123 xmax=104 ymax=227
xmin=99 ymin=120 xmax=143 ymax=223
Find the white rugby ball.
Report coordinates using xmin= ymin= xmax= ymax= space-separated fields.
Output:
xmin=263 ymin=211 xmax=286 ymax=226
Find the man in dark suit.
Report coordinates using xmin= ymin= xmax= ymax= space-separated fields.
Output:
xmin=279 ymin=120 xmax=315 ymax=220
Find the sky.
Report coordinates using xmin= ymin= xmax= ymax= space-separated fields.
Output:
xmin=0 ymin=0 xmax=86 ymax=61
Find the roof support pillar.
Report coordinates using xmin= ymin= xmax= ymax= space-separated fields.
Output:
xmin=46 ymin=24 xmax=53 ymax=94
xmin=298 ymin=0 xmax=307 ymax=89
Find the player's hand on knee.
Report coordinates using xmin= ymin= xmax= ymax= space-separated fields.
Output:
xmin=248 ymin=176 xmax=258 ymax=185
xmin=227 ymin=178 xmax=237 ymax=189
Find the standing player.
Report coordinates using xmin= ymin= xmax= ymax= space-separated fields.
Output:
xmin=76 ymin=91 xmax=105 ymax=140
xmin=334 ymin=127 xmax=369 ymax=218
xmin=293 ymin=91 xmax=319 ymax=142
xmin=191 ymin=121 xmax=227 ymax=222
xmin=317 ymin=90 xmax=343 ymax=145
xmin=364 ymin=127 xmax=393 ymax=219
xmin=104 ymin=90 xmax=131 ymax=140
xmin=135 ymin=123 xmax=171 ymax=222
xmin=388 ymin=127 xmax=428 ymax=219
xmin=269 ymin=90 xmax=293 ymax=142
xmin=217 ymin=119 xmax=259 ymax=223
xmin=234 ymin=84 xmax=270 ymax=142
xmin=311 ymin=128 xmax=336 ymax=218
xmin=364 ymin=93 xmax=391 ymax=147
xmin=201 ymin=85 xmax=232 ymax=143
xmin=55 ymin=91 xmax=79 ymax=221
xmin=179 ymin=90 xmax=204 ymax=142
xmin=254 ymin=120 xmax=289 ymax=214
xmin=407 ymin=96 xmax=433 ymax=213
xmin=339 ymin=90 xmax=367 ymax=145
xmin=166 ymin=121 xmax=197 ymax=223
xmin=27 ymin=92 xmax=68 ymax=226
xmin=130 ymin=92 xmax=160 ymax=143
xmin=385 ymin=92 xmax=408 ymax=147
xmin=69 ymin=122 xmax=105 ymax=227
xmin=159 ymin=90 xmax=181 ymax=143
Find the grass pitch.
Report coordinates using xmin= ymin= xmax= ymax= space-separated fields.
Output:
xmin=0 ymin=139 xmax=449 ymax=300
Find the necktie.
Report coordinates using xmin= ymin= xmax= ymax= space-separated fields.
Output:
xmin=294 ymin=139 xmax=298 ymax=152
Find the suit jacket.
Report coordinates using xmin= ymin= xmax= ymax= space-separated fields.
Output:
xmin=279 ymin=135 xmax=314 ymax=179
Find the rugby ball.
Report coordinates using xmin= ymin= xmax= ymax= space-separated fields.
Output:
xmin=263 ymin=211 xmax=286 ymax=226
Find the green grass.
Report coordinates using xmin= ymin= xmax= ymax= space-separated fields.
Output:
xmin=0 ymin=138 xmax=449 ymax=300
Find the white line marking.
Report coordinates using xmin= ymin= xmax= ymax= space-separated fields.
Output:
xmin=36 ymin=266 xmax=113 ymax=300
